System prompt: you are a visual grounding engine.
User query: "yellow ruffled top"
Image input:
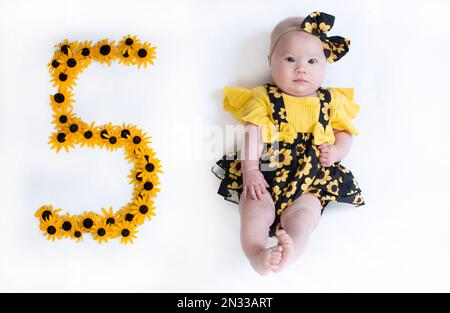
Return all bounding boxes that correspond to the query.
[223,85,360,145]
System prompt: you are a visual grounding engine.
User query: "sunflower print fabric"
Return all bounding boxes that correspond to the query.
[37,36,162,244]
[213,84,364,237]
[300,11,350,63]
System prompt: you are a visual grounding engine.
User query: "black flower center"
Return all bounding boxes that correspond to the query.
[123,51,129,58]
[145,163,155,172]
[52,60,60,68]
[138,48,147,58]
[54,93,65,103]
[67,58,77,67]
[139,205,148,214]
[57,133,66,143]
[278,154,285,163]
[59,73,68,82]
[83,218,93,229]
[62,221,72,231]
[59,115,68,123]
[100,45,111,55]
[144,182,153,191]
[84,131,93,139]
[109,136,117,144]
[135,172,142,182]
[97,228,106,237]
[47,226,56,235]
[125,38,134,46]
[74,231,82,238]
[106,217,115,225]
[133,136,141,144]
[100,130,109,139]
[61,45,70,55]
[125,213,134,222]
[69,124,79,133]
[121,129,130,138]
[42,210,52,221]
[81,48,90,56]
[121,229,130,237]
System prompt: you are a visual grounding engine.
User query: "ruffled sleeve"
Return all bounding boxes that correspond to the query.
[223,86,274,128]
[329,88,360,136]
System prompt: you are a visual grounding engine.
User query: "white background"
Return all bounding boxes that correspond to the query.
[1,0,450,292]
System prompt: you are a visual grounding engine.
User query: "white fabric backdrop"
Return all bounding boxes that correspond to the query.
[1,0,449,292]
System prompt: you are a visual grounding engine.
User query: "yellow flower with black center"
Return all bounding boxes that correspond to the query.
[117,35,140,66]
[60,213,76,239]
[50,89,74,111]
[135,152,163,182]
[70,220,84,242]
[116,221,138,244]
[58,53,85,77]
[41,215,63,241]
[134,42,156,69]
[229,160,242,177]
[119,34,141,52]
[268,86,282,98]
[296,156,313,177]
[130,196,156,225]
[275,169,289,183]
[313,168,332,185]
[124,128,152,154]
[49,131,76,153]
[76,40,94,63]
[91,219,114,244]
[80,212,99,233]
[51,69,78,90]
[79,122,100,148]
[303,22,318,33]
[279,108,287,121]
[55,40,79,57]
[301,177,314,191]
[295,143,306,156]
[327,180,339,195]
[134,177,161,199]
[283,181,298,198]
[101,207,121,228]
[92,39,117,66]
[35,205,61,228]
[269,148,293,168]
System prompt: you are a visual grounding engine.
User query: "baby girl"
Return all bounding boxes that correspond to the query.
[213,11,364,275]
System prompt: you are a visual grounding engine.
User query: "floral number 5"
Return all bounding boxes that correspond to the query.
[35,35,162,244]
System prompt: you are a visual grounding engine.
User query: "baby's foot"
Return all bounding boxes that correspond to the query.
[274,230,295,272]
[249,246,283,276]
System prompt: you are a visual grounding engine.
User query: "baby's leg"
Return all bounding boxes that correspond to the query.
[276,193,322,272]
[239,191,281,275]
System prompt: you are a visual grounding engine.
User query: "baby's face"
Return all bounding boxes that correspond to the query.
[270,31,326,97]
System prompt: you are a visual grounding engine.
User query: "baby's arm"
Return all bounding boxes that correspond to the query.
[241,123,270,201]
[318,129,353,167]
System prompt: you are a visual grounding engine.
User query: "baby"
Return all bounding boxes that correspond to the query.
[213,12,364,275]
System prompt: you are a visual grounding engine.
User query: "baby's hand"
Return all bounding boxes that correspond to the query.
[318,143,340,167]
[242,169,270,201]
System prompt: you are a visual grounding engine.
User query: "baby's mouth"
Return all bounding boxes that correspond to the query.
[293,78,308,83]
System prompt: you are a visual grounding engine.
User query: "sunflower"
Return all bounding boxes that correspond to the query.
[129,167,145,185]
[48,57,63,73]
[269,148,293,168]
[55,39,79,57]
[327,180,339,195]
[101,207,121,228]
[80,212,99,233]
[48,131,76,153]
[130,196,156,225]
[268,86,282,98]
[321,102,331,121]
[96,122,116,148]
[118,34,141,52]
[275,169,289,183]
[133,178,161,200]
[91,219,114,244]
[41,215,63,241]
[100,125,121,151]
[134,41,156,69]
[60,117,85,144]
[272,185,282,197]
[283,181,298,198]
[58,53,85,77]
[35,205,61,227]
[75,40,94,63]
[50,89,75,111]
[51,108,75,129]
[295,156,313,177]
[229,160,242,177]
[124,128,152,155]
[92,39,116,66]
[313,168,332,186]
[79,122,100,148]
[70,220,84,242]
[60,213,77,239]
[50,69,78,90]
[116,221,138,244]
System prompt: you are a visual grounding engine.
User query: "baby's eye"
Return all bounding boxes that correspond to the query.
[285,57,295,62]
[308,58,318,64]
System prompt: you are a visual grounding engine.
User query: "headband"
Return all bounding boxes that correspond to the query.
[270,11,350,63]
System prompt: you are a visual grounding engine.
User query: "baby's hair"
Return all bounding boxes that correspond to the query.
[269,16,305,61]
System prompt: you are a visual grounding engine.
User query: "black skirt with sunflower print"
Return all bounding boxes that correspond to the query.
[212,84,364,237]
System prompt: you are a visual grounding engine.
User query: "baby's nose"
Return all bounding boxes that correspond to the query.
[295,66,307,73]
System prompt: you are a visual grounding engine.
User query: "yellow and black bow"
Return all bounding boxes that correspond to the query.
[300,11,350,63]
